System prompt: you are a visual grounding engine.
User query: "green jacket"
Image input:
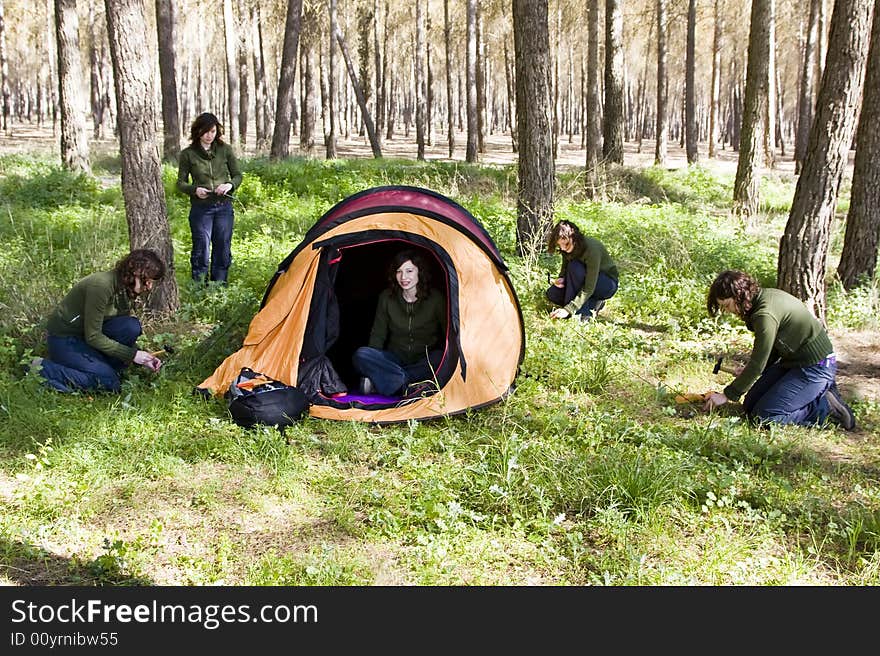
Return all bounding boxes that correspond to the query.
[45,271,137,362]
[559,236,619,315]
[369,289,447,365]
[176,141,243,205]
[724,288,834,401]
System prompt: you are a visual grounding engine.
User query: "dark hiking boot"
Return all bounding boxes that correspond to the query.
[825,384,856,431]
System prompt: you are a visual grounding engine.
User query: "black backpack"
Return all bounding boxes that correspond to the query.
[226,368,309,430]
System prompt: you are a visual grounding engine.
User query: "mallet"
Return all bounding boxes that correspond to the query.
[149,344,176,358]
[713,356,738,375]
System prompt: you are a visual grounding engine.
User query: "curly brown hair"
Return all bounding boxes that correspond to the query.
[189,112,225,146]
[707,270,760,317]
[115,249,166,296]
[546,220,586,254]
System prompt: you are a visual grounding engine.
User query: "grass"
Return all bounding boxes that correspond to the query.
[0,153,878,586]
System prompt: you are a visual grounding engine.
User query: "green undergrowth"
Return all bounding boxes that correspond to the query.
[0,153,877,586]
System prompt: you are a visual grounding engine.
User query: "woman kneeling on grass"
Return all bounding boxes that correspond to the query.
[703,270,856,430]
[30,249,166,393]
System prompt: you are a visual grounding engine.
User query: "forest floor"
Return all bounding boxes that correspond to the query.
[1,121,876,409]
[1,118,762,174]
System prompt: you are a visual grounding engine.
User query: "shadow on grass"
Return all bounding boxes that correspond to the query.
[605,318,670,333]
[0,538,154,586]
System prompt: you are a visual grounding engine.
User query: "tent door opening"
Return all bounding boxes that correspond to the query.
[322,238,455,402]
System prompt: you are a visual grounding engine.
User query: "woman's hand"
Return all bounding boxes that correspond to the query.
[195,186,210,199]
[550,308,570,320]
[553,277,564,288]
[133,350,162,372]
[214,183,233,196]
[703,391,728,412]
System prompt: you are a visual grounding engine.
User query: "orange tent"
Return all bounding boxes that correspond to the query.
[197,186,524,423]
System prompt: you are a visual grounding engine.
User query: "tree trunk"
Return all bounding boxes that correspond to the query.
[376,0,393,138]
[655,0,668,166]
[373,0,383,141]
[504,39,517,153]
[777,0,873,322]
[552,5,560,158]
[685,0,698,163]
[426,12,434,147]
[222,0,239,144]
[465,0,478,162]
[269,0,302,161]
[816,0,828,92]
[45,0,59,135]
[334,22,382,158]
[357,2,372,138]
[513,0,554,256]
[104,0,178,314]
[585,0,601,196]
[763,0,776,168]
[236,0,249,149]
[250,3,270,152]
[708,0,722,158]
[837,0,880,291]
[732,0,770,219]
[567,44,574,144]
[155,0,180,162]
[385,72,396,141]
[0,0,9,135]
[299,3,317,154]
[326,0,338,158]
[443,0,455,158]
[603,0,624,164]
[580,50,586,149]
[476,2,486,153]
[775,62,786,156]
[414,1,425,160]
[87,3,104,140]
[795,0,820,174]
[55,0,90,173]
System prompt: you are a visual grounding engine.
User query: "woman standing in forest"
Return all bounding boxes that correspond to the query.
[703,270,856,430]
[546,220,619,323]
[176,112,243,284]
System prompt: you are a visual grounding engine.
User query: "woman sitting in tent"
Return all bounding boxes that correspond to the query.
[546,219,619,323]
[352,249,447,397]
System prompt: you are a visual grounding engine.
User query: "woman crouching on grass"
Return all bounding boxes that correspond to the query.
[30,249,166,394]
[703,269,855,430]
[545,220,619,323]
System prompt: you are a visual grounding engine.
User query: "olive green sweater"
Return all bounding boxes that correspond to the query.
[45,271,137,362]
[368,289,447,365]
[724,288,834,401]
[559,237,619,315]
[176,141,243,205]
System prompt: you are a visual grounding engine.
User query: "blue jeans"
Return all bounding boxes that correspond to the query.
[546,260,619,320]
[189,200,234,282]
[742,359,836,427]
[352,346,443,396]
[39,316,142,393]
